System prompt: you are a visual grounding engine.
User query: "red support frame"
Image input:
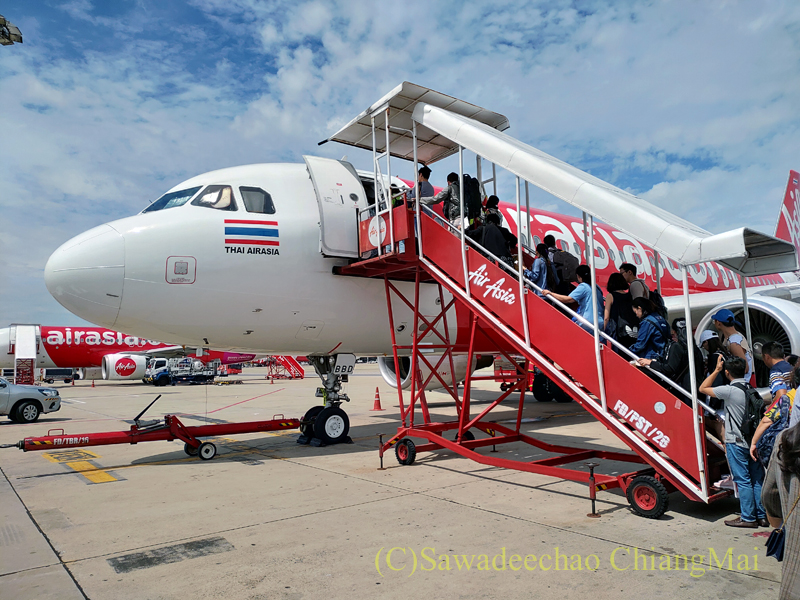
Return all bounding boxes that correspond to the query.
[378,274,659,496]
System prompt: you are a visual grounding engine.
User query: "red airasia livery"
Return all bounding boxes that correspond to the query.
[0,325,257,381]
[408,169,800,299]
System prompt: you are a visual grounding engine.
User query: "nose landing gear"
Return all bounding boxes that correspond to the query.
[298,354,355,446]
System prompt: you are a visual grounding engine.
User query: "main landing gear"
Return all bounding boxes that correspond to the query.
[298,354,355,447]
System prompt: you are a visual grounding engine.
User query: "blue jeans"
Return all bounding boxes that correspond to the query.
[726,443,766,521]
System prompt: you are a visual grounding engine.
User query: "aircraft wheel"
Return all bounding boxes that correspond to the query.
[531,373,553,402]
[395,439,416,465]
[198,442,217,461]
[626,475,669,519]
[184,443,199,456]
[313,406,350,444]
[300,405,324,437]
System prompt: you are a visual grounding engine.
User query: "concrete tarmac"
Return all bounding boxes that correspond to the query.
[0,366,783,599]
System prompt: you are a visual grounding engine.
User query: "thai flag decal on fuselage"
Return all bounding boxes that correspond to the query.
[224,219,279,246]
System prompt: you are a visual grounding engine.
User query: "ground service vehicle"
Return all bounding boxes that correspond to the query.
[0,377,61,423]
[144,357,218,386]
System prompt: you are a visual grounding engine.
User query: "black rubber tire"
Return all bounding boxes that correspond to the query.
[531,373,554,402]
[500,382,510,392]
[198,442,217,461]
[626,475,670,519]
[300,405,325,437]
[456,430,475,442]
[313,406,350,444]
[15,401,41,424]
[551,383,572,403]
[395,439,416,465]
[184,443,199,456]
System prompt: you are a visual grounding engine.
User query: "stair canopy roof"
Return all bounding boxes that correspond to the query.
[320,81,510,166]
[410,103,796,276]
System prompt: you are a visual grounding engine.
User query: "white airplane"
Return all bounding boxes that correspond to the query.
[44,83,800,444]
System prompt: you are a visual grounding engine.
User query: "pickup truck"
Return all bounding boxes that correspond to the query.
[0,377,61,423]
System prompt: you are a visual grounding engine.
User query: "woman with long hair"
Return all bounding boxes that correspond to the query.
[762,422,800,598]
[524,243,559,296]
[628,297,670,359]
[603,272,637,347]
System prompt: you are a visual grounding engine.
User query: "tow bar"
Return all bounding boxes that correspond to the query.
[0,395,300,461]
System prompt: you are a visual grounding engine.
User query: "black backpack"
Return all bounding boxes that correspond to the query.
[462,174,483,219]
[649,288,668,320]
[731,382,767,444]
[552,249,579,282]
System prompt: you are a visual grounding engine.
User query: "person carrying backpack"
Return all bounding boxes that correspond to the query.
[751,349,797,467]
[637,318,704,405]
[700,355,769,528]
[523,243,559,296]
[482,195,504,227]
[603,272,638,347]
[421,172,461,228]
[628,298,670,360]
[466,212,516,266]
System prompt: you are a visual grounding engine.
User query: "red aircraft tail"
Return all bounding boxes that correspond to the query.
[774,170,800,266]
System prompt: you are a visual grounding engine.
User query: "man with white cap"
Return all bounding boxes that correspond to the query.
[711,309,755,386]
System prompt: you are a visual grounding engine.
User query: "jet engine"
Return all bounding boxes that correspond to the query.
[101,354,147,380]
[378,354,492,390]
[695,296,800,387]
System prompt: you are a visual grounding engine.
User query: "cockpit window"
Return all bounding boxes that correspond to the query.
[142,186,202,213]
[239,187,276,214]
[191,185,237,211]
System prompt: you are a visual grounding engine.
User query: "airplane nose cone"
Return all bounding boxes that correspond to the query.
[45,224,125,327]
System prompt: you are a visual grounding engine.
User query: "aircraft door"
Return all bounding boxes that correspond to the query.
[303,156,367,258]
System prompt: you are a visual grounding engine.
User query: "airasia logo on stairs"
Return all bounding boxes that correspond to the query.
[468,264,516,305]
[115,357,137,377]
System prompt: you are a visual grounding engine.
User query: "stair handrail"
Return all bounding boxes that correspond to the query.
[417,204,717,416]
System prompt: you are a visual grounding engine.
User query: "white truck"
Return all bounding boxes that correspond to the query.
[0,377,61,423]
[144,357,218,386]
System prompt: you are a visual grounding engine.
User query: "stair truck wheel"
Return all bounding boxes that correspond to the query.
[626,475,670,519]
[198,442,217,460]
[395,439,416,465]
[300,405,325,437]
[184,443,199,456]
[455,430,475,442]
[313,406,350,444]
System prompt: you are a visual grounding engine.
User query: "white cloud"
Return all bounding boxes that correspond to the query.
[1,0,799,326]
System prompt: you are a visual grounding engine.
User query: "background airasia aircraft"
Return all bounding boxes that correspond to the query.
[0,325,256,381]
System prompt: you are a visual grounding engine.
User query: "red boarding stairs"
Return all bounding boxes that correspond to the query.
[264,356,305,380]
[336,204,730,518]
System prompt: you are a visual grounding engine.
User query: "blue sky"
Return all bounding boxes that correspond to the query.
[1,0,799,326]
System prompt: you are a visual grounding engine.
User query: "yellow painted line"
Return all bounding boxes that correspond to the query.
[41,450,117,483]
[65,461,118,483]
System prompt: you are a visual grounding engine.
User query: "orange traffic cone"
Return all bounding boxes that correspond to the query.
[371,387,385,411]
